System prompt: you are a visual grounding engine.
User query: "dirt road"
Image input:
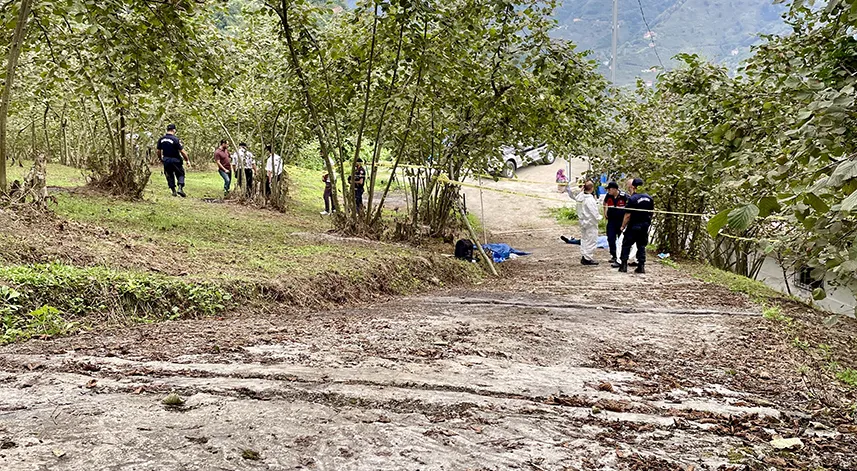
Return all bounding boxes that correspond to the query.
[1,171,854,470]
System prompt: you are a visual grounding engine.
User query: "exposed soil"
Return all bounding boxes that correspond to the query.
[1,167,856,470]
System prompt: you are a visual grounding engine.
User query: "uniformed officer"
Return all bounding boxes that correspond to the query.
[156,124,190,197]
[618,177,654,274]
[603,181,627,265]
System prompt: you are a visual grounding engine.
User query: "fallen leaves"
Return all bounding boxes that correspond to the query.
[161,393,185,407]
[769,436,803,450]
[241,449,260,460]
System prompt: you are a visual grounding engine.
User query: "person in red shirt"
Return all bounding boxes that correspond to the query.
[603,181,627,264]
[214,140,232,197]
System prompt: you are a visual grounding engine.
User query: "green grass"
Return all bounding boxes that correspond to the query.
[6,160,88,188]
[549,206,578,225]
[689,263,785,302]
[836,368,857,388]
[0,263,232,344]
[0,160,481,344]
[658,257,679,269]
[762,305,794,326]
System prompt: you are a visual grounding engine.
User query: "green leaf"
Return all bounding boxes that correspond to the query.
[727,205,759,232]
[812,288,827,301]
[842,190,857,212]
[804,192,830,214]
[757,196,780,217]
[707,209,730,238]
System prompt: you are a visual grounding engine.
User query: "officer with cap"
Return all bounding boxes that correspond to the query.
[156,124,190,197]
[603,181,627,264]
[618,177,654,274]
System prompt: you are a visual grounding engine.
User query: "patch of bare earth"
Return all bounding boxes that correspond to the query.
[1,178,856,469]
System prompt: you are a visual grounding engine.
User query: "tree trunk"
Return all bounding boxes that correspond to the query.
[274,0,338,213]
[0,0,33,193]
[366,21,405,220]
[349,3,380,223]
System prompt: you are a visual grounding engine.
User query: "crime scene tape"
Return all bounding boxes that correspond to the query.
[437,175,570,203]
[607,206,708,217]
[376,162,437,171]
[376,161,564,185]
[433,174,785,245]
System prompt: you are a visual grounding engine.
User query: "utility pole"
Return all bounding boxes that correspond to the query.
[611,0,619,83]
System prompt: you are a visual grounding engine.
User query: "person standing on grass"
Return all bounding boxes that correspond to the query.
[574,180,601,266]
[214,140,232,197]
[264,145,283,198]
[321,172,334,215]
[156,124,190,197]
[353,158,366,212]
[233,142,256,197]
[618,177,654,274]
[603,181,628,265]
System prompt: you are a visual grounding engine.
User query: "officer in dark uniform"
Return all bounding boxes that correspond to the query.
[603,181,627,265]
[156,124,190,197]
[618,177,654,274]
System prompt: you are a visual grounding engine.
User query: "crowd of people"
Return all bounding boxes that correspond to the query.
[155,124,366,213]
[569,177,654,274]
[155,124,653,268]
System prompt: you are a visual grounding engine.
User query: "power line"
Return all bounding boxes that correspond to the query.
[636,0,666,72]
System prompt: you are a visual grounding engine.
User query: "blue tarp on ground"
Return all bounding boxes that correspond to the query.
[482,243,531,263]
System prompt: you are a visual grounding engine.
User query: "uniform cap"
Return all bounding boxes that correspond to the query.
[239,142,247,147]
[607,181,619,190]
[166,124,176,131]
[632,178,644,188]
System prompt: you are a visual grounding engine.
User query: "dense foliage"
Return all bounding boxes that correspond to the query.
[0,0,606,234]
[596,0,857,317]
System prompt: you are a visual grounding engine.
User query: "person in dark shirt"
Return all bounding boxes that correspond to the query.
[603,181,627,265]
[156,124,190,197]
[618,177,654,274]
[353,158,366,212]
[321,172,334,215]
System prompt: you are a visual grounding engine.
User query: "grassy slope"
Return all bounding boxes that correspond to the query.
[1,162,478,343]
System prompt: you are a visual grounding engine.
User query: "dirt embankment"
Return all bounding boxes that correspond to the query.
[1,170,856,471]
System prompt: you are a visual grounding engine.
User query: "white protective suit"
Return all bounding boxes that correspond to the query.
[575,190,602,261]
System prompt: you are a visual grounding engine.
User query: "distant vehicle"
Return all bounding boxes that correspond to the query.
[490,144,556,178]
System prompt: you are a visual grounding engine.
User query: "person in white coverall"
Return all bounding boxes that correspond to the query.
[572,181,602,265]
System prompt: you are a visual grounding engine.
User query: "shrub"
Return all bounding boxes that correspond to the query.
[0,263,232,324]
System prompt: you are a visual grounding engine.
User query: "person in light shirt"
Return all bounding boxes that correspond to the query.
[264,145,283,198]
[233,142,256,197]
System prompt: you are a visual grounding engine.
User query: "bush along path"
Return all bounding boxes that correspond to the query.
[0,228,855,470]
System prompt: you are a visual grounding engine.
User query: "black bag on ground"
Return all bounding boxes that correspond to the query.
[455,239,475,261]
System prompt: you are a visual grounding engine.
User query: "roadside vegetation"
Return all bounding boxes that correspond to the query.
[0,162,480,345]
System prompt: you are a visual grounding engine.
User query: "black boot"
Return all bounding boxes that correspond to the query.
[177,185,187,198]
[618,260,628,272]
[581,257,599,266]
[611,260,622,268]
[171,188,177,197]
[629,261,639,267]
[635,263,646,274]
[608,256,617,264]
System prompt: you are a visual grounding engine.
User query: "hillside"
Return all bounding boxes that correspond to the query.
[552,0,789,85]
